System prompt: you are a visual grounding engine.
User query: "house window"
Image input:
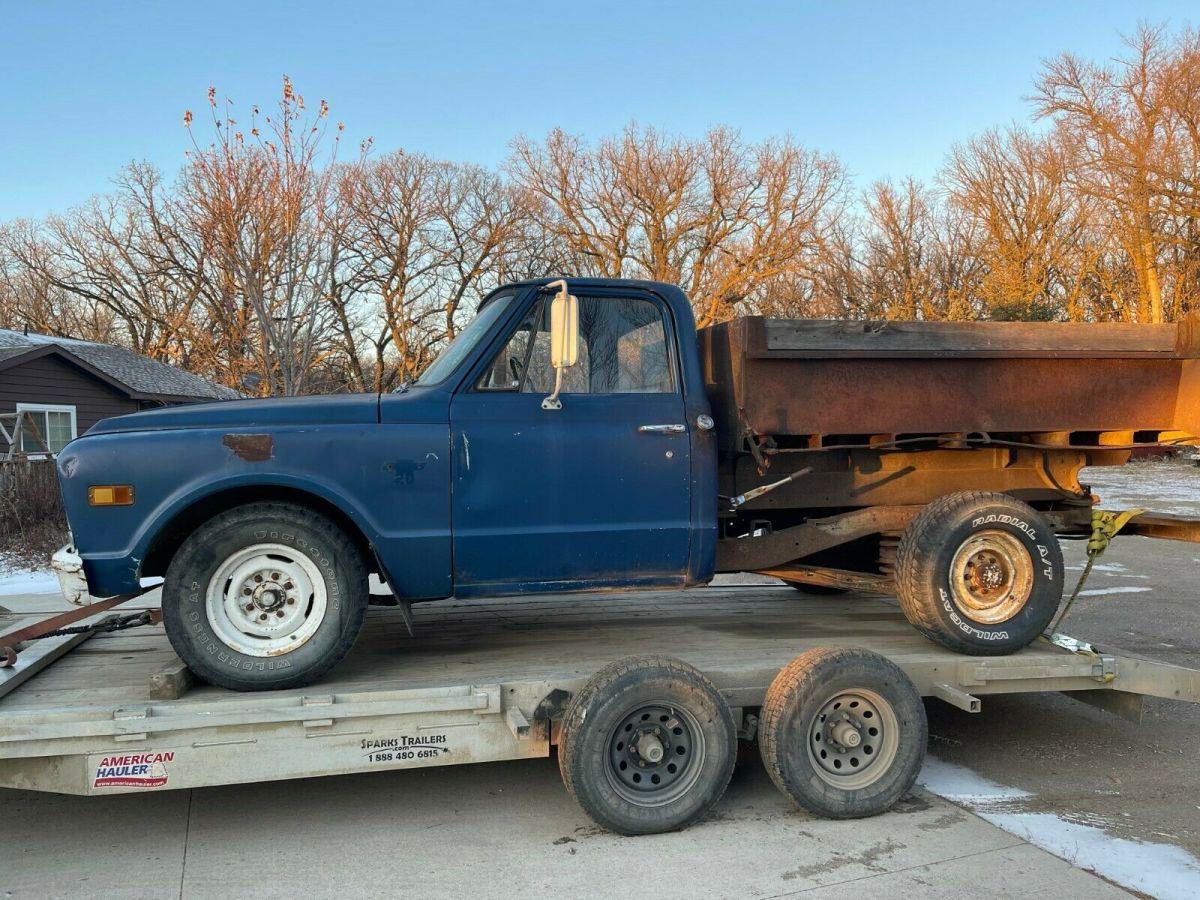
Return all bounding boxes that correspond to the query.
[16,403,77,454]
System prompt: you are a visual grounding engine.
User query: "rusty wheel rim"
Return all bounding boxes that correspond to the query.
[949,530,1033,625]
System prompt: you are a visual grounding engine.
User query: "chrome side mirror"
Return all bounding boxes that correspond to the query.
[541,279,579,410]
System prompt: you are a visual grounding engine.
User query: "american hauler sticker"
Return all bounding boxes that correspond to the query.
[362,734,449,764]
[93,751,174,788]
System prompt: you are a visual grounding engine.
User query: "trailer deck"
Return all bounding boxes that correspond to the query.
[2,585,1198,795]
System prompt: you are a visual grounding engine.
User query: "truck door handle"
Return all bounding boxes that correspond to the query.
[638,424,687,434]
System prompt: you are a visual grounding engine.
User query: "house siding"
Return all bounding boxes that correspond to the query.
[0,355,141,453]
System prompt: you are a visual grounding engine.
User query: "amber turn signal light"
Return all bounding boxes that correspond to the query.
[88,485,135,506]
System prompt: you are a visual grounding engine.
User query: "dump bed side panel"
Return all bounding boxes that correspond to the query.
[701,317,1197,443]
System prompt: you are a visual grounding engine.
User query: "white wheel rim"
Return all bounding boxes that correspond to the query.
[205,543,328,657]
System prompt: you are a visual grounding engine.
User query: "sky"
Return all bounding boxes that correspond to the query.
[1,0,1196,221]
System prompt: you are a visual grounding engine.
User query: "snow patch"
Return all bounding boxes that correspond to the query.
[0,566,59,596]
[920,757,1200,899]
[1083,463,1200,517]
[1078,586,1153,596]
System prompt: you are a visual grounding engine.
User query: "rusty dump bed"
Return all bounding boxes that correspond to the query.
[700,318,1200,449]
[2,587,1199,795]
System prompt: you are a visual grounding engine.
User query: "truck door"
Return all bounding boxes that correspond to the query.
[450,289,693,595]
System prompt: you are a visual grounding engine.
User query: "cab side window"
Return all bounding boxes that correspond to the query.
[479,295,673,394]
[478,301,540,391]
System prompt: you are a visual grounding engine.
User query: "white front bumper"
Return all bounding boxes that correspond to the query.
[51,544,91,606]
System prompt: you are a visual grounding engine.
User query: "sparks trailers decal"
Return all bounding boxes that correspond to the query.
[93,751,174,788]
[361,734,450,764]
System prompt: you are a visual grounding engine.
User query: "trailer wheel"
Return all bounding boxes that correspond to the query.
[558,656,737,835]
[896,491,1063,655]
[162,502,368,691]
[759,647,926,818]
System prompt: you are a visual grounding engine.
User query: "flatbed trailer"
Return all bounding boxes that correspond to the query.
[2,585,1197,803]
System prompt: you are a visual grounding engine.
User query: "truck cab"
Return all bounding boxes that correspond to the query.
[424,278,717,597]
[54,279,718,690]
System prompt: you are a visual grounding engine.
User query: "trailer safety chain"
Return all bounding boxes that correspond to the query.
[1045,507,1145,637]
[30,609,161,640]
[0,587,156,667]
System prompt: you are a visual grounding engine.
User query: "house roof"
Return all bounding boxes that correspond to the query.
[0,330,239,402]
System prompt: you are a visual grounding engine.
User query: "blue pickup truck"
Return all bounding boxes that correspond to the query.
[51,277,1200,693]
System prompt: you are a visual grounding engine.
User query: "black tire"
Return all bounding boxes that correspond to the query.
[896,491,1064,655]
[759,647,926,819]
[558,656,737,835]
[162,502,369,691]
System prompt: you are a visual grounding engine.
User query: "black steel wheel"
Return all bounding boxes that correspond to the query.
[606,702,704,804]
[558,656,737,835]
[759,647,926,819]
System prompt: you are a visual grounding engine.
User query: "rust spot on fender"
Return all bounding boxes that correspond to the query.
[223,433,273,462]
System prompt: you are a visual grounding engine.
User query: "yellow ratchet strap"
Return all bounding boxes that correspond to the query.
[1045,507,1144,638]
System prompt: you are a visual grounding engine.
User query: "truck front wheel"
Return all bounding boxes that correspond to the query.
[557,656,737,835]
[895,491,1064,655]
[162,502,369,691]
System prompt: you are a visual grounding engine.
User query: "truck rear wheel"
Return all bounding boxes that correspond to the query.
[162,502,369,691]
[759,647,926,818]
[896,491,1063,655]
[557,656,737,835]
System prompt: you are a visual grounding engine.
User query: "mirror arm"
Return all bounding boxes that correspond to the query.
[541,368,564,410]
[541,278,571,411]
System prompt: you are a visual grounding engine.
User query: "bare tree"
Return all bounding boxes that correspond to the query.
[180,77,347,395]
[945,128,1099,320]
[1034,26,1174,321]
[509,125,846,327]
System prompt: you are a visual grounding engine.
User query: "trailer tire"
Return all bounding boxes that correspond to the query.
[759,647,926,818]
[896,491,1063,655]
[162,502,368,692]
[558,656,737,835]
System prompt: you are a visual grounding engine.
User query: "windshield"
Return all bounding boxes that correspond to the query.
[413,293,518,386]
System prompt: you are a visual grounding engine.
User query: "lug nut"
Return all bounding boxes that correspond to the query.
[258,614,267,622]
[276,610,285,618]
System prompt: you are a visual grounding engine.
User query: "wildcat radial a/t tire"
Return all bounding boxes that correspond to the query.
[895,491,1064,655]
